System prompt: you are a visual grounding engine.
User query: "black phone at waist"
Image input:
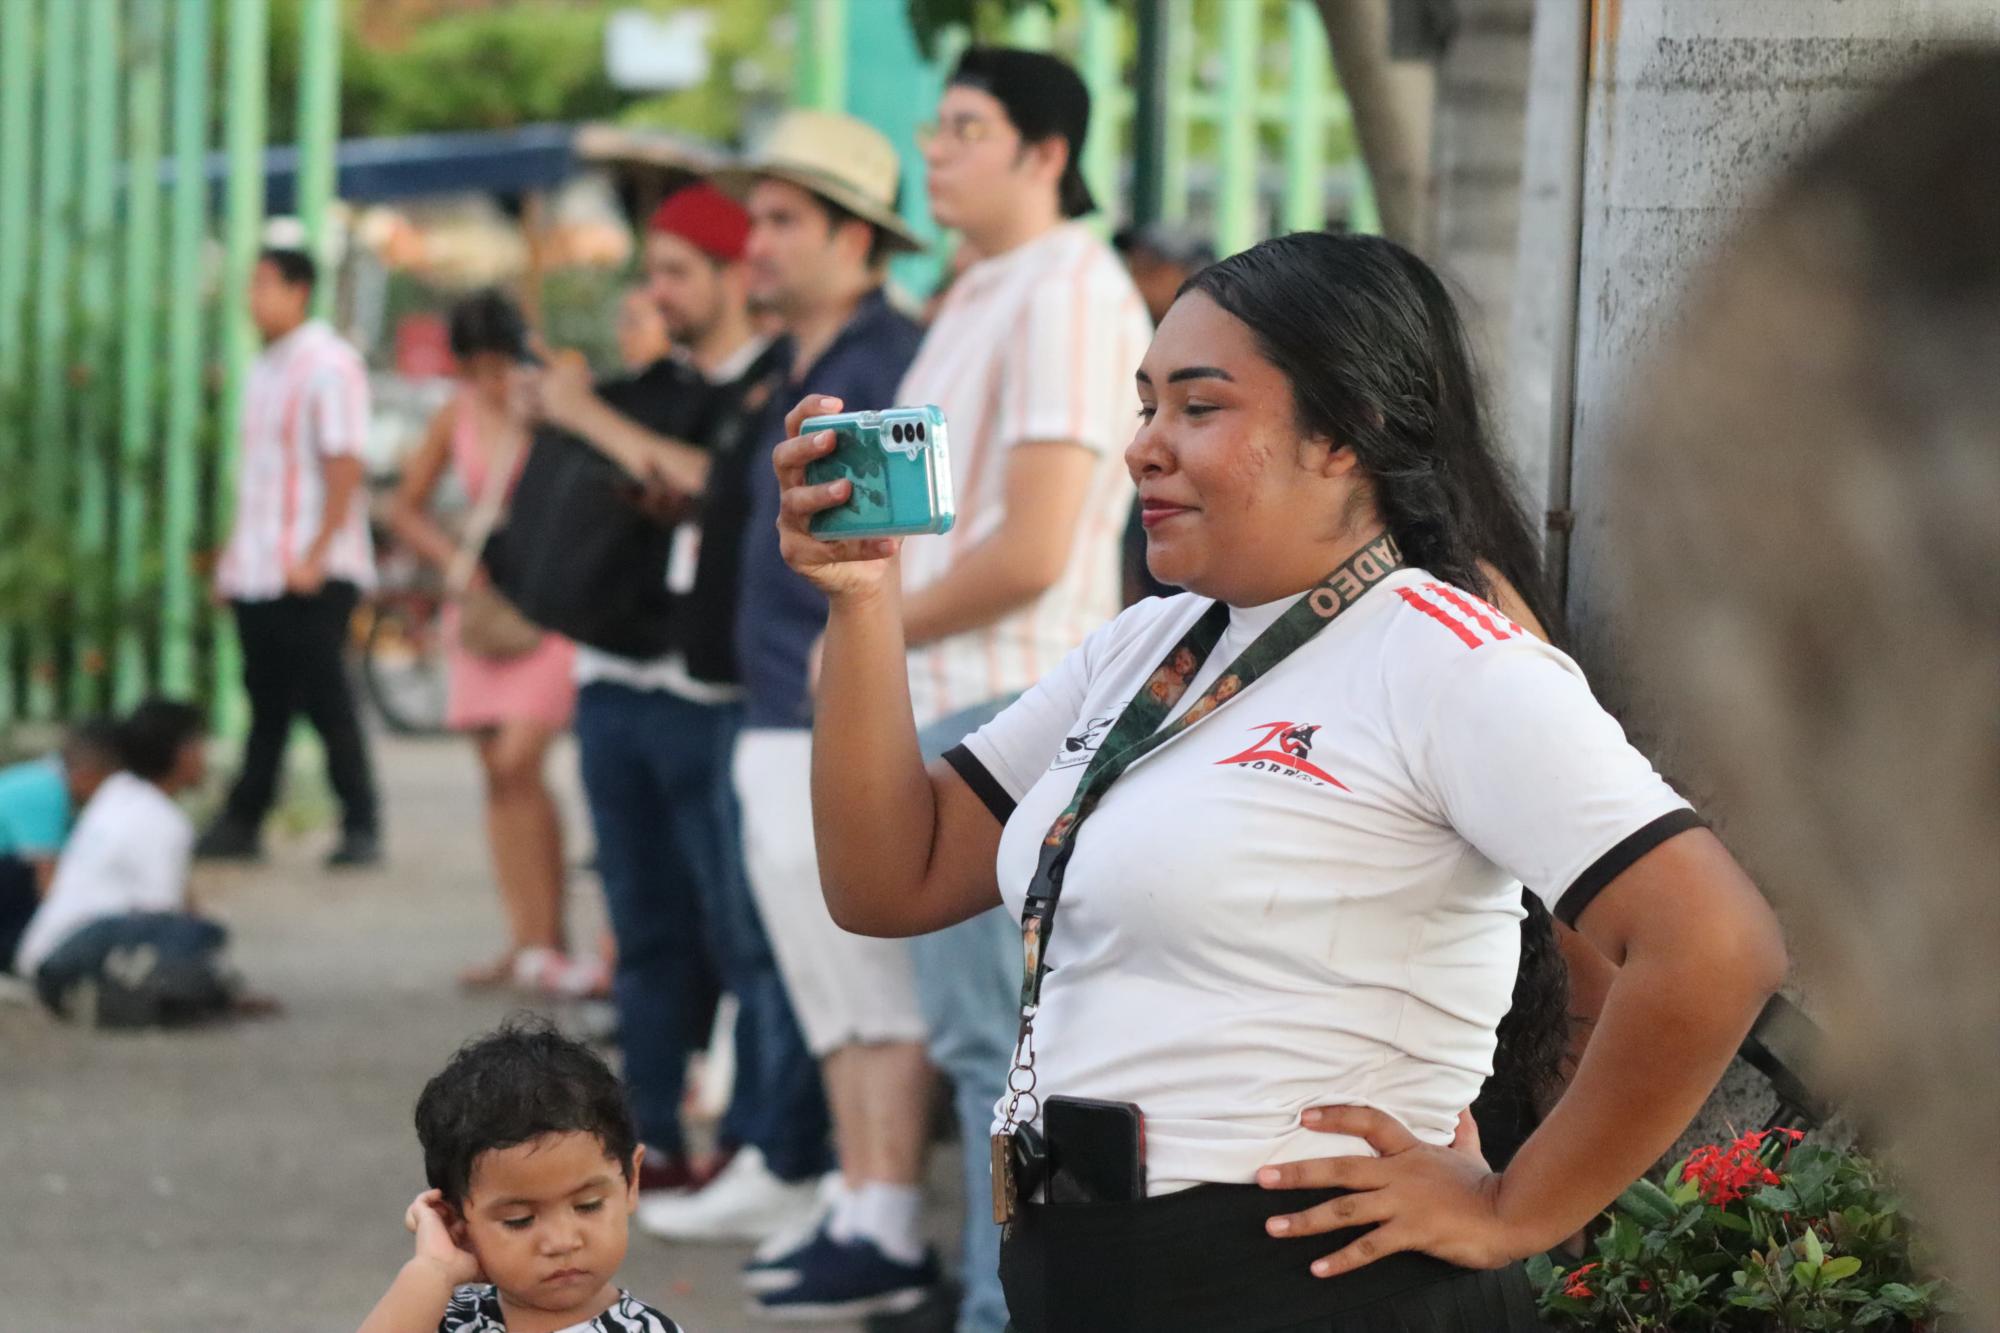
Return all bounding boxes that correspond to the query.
[1044,1096,1146,1204]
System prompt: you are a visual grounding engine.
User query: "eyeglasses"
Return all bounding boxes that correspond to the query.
[917,115,1003,149]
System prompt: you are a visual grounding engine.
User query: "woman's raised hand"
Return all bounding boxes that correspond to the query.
[773,395,901,600]
[1257,1105,1529,1278]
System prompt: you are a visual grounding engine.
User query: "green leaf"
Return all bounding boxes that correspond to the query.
[1668,1206,1706,1240]
[1873,1282,1931,1314]
[1820,1255,1862,1283]
[1793,1260,1820,1288]
[1540,1293,1595,1318]
[1524,1253,1554,1289]
[1619,1177,1683,1228]
[1802,1227,1825,1267]
[1711,1208,1754,1233]
[1752,1184,1800,1212]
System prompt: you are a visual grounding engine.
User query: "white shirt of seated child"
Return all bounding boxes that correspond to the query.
[13,771,194,976]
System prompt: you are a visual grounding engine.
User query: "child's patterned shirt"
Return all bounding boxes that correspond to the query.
[438,1285,683,1332]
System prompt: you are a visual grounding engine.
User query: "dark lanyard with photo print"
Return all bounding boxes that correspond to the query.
[991,532,1404,1223]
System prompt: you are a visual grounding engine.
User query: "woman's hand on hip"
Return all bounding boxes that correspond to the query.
[774,394,900,601]
[1258,1106,1527,1277]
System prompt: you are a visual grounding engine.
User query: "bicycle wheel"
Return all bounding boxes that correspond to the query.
[362,594,450,736]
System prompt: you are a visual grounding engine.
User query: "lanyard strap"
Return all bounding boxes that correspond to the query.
[998,533,1403,1133]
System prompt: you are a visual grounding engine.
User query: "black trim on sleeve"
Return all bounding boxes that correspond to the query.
[1555,808,1707,927]
[943,744,1017,826]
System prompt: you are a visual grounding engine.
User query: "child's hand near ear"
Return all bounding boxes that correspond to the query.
[407,1189,483,1287]
[357,1191,482,1333]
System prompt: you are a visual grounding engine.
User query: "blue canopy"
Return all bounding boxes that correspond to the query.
[154,122,724,210]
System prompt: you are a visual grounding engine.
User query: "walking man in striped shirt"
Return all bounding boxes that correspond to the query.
[199,248,382,869]
[895,48,1153,1333]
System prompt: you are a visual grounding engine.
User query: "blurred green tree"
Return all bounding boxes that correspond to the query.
[266,0,787,144]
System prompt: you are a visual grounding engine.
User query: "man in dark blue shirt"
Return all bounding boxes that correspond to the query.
[735,300,920,731]
[669,110,936,1320]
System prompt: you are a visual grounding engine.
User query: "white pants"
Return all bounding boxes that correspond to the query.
[732,728,927,1057]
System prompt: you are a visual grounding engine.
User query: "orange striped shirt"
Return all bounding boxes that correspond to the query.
[896,223,1152,725]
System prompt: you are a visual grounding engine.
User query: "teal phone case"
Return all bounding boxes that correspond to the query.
[803,406,957,539]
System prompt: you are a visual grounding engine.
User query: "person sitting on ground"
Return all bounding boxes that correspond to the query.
[0,719,121,972]
[359,1020,686,1333]
[14,699,256,1027]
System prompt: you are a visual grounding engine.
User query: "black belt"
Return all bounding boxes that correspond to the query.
[998,1183,1547,1333]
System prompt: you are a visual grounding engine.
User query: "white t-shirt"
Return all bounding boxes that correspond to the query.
[895,222,1153,726]
[951,568,1694,1193]
[14,773,195,975]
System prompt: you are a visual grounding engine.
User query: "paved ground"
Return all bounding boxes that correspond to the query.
[0,734,961,1332]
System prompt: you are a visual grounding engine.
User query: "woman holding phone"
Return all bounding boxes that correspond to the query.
[772,232,1786,1332]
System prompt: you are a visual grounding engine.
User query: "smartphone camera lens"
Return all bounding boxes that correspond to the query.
[892,423,905,443]
[915,421,927,441]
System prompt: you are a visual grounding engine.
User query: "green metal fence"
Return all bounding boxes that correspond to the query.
[793,0,1372,293]
[0,0,341,730]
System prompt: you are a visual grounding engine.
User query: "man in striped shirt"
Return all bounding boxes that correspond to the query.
[895,47,1153,1333]
[200,248,381,869]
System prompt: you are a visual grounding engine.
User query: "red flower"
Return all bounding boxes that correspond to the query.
[1683,1139,1784,1206]
[1563,1262,1599,1300]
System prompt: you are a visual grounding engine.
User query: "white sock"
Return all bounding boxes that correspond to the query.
[837,1182,925,1265]
[824,1177,862,1239]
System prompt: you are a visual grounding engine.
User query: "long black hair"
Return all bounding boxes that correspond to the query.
[1183,232,1568,1159]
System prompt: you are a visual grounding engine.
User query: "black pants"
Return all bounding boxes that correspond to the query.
[0,854,39,973]
[999,1183,1549,1333]
[224,583,378,835]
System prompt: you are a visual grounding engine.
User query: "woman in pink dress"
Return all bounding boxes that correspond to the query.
[389,290,600,996]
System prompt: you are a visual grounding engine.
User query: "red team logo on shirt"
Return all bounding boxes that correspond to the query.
[1215,721,1349,790]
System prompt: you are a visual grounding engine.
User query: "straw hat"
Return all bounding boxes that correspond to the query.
[713,110,924,253]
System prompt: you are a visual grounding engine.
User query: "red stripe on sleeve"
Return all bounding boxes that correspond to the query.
[1424,583,1515,642]
[1397,587,1485,649]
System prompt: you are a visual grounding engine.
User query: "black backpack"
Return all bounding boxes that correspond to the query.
[485,360,710,659]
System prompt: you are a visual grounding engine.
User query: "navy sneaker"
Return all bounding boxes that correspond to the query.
[742,1220,827,1294]
[741,1173,844,1293]
[750,1232,940,1322]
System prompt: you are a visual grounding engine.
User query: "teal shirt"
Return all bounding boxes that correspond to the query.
[0,756,70,859]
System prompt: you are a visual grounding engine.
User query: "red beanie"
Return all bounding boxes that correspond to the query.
[648,183,750,263]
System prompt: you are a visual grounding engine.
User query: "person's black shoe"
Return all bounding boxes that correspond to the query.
[194,819,263,863]
[326,830,383,870]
